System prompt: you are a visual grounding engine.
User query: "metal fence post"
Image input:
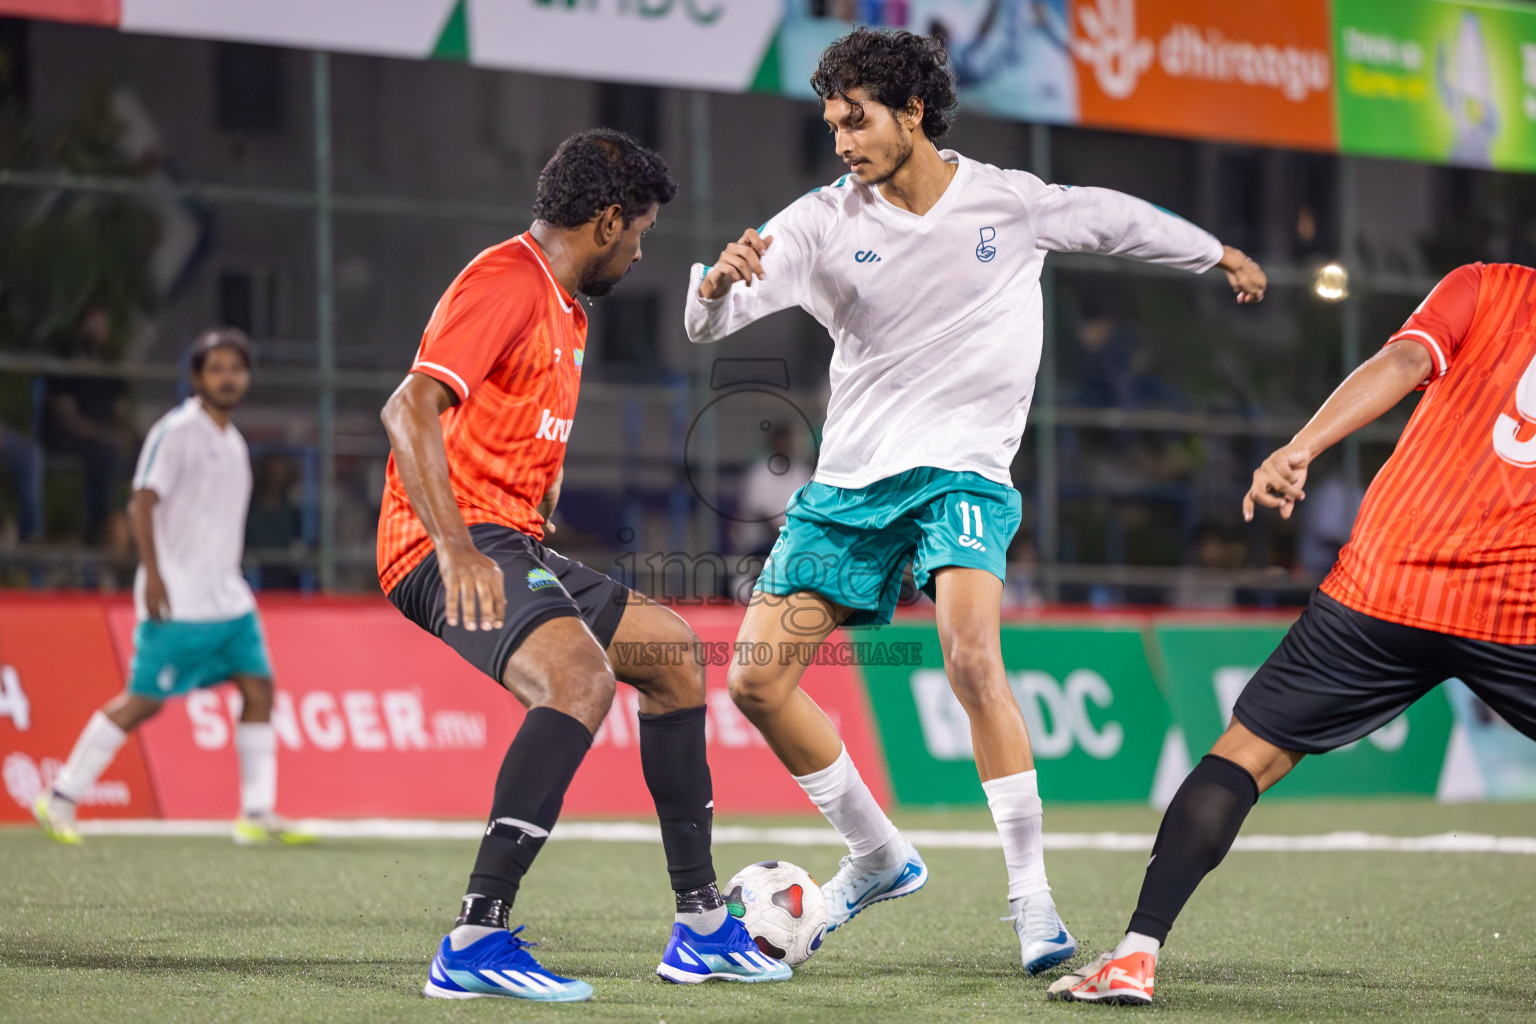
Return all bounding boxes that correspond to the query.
[313,51,337,590]
[1031,122,1059,600]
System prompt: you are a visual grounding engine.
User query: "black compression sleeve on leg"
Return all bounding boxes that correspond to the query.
[466,707,593,904]
[638,705,717,892]
[1127,754,1260,944]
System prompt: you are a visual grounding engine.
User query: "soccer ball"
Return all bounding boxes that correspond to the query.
[725,860,829,967]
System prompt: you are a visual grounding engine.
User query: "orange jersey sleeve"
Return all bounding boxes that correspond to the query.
[410,256,539,402]
[1387,262,1482,383]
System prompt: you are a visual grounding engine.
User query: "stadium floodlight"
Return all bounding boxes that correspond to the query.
[1314,262,1349,301]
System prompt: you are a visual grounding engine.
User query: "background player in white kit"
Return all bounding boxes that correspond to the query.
[686,29,1267,975]
[33,329,310,847]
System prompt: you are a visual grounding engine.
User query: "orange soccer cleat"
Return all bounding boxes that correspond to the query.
[1046,949,1155,1006]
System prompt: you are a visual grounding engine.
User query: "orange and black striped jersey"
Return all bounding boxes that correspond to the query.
[1323,262,1536,644]
[377,233,586,595]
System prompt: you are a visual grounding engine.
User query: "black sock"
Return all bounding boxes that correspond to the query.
[1127,754,1259,944]
[465,706,593,907]
[638,705,717,893]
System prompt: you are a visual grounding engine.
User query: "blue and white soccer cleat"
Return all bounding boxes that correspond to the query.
[821,839,928,933]
[1011,892,1078,974]
[655,916,793,984]
[423,926,593,1001]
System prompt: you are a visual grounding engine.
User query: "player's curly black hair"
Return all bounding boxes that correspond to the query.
[810,28,958,140]
[532,128,678,229]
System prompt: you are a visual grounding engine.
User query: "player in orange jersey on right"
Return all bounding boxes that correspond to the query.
[1053,262,1536,1005]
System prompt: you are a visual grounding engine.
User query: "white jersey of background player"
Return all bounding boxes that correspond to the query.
[685,28,1266,976]
[33,330,312,848]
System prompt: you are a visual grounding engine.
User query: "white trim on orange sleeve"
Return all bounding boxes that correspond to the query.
[1391,329,1448,379]
[413,361,469,400]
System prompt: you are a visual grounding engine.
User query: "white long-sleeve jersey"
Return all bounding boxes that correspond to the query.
[684,150,1224,490]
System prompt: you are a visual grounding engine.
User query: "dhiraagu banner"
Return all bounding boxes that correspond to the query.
[1154,623,1456,798]
[860,623,1170,806]
[1333,0,1536,171]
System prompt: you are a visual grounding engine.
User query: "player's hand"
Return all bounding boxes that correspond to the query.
[439,541,505,632]
[700,229,773,299]
[1244,444,1311,522]
[1219,246,1266,304]
[143,569,171,622]
[536,468,563,537]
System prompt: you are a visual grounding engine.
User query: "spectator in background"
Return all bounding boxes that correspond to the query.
[1171,522,1247,609]
[1070,300,1184,411]
[730,422,814,565]
[245,451,303,589]
[1297,474,1365,577]
[41,305,131,545]
[0,424,42,544]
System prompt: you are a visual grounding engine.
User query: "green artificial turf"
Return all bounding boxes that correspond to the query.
[2,802,1534,1023]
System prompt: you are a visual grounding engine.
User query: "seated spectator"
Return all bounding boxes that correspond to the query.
[41,306,131,545]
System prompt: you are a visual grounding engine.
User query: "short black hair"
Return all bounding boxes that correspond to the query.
[532,128,678,229]
[811,28,958,141]
[189,327,252,374]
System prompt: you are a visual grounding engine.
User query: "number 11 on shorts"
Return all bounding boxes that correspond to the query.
[957,500,984,538]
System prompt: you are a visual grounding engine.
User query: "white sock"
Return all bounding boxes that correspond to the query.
[54,711,128,804]
[982,769,1050,900]
[793,746,900,863]
[448,924,502,950]
[1114,930,1162,961]
[236,722,277,817]
[677,905,729,934]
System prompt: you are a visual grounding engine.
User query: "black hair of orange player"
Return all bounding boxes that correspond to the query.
[529,128,679,299]
[188,327,252,416]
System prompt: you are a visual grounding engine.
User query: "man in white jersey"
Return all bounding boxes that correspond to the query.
[33,329,311,847]
[685,29,1266,975]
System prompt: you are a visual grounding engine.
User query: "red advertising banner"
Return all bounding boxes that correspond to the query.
[0,596,159,823]
[104,599,888,820]
[0,0,119,25]
[1070,0,1337,151]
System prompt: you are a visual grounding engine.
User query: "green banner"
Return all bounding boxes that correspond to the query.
[1154,624,1455,798]
[1333,0,1536,171]
[861,624,1170,806]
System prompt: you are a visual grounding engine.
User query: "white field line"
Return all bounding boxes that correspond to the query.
[63,819,1536,854]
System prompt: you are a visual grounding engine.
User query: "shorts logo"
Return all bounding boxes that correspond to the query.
[157,665,178,692]
[526,568,560,591]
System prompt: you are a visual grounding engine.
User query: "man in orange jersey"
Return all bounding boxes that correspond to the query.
[1054,262,1536,1006]
[378,129,790,1003]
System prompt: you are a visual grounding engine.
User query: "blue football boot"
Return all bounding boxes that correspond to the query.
[423,925,592,1001]
[656,916,793,984]
[1011,892,1078,974]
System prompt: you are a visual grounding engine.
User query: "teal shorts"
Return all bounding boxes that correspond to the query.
[127,612,274,698]
[755,467,1022,627]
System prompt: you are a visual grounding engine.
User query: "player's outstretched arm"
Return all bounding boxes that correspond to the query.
[380,373,505,631]
[1028,180,1265,303]
[1244,339,1433,522]
[685,198,825,344]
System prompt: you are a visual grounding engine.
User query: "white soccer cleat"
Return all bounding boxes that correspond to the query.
[821,839,928,933]
[1011,891,1077,974]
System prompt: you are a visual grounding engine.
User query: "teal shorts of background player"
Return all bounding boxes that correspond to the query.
[755,467,1023,627]
[127,611,275,698]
